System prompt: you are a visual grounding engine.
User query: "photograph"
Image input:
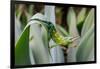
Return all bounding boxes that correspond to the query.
[11,1,96,68]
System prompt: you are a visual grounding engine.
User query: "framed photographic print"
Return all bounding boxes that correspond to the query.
[11,0,96,68]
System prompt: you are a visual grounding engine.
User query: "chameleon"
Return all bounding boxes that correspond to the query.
[29,19,78,48]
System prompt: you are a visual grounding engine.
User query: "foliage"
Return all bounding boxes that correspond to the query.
[15,4,95,65]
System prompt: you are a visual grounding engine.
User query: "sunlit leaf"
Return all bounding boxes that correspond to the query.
[15,26,31,65]
[15,13,51,65]
[29,13,50,64]
[77,8,87,35]
[45,6,64,63]
[76,24,94,61]
[67,7,80,62]
[76,9,94,61]
[56,25,68,36]
[81,9,94,36]
[77,8,86,24]
[50,44,58,49]
[15,16,21,43]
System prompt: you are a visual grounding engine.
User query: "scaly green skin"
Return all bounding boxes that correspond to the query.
[51,31,72,46]
[48,23,73,46]
[29,19,73,47]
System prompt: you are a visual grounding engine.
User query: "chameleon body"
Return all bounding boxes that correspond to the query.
[48,22,73,46]
[29,19,74,46]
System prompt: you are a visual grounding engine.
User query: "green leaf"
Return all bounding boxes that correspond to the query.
[15,13,51,65]
[76,8,95,61]
[56,25,68,36]
[28,5,34,16]
[67,7,80,62]
[15,26,31,65]
[76,24,94,61]
[67,7,79,37]
[77,8,86,24]
[77,8,87,35]
[45,6,64,63]
[15,16,21,42]
[49,44,58,49]
[20,13,28,30]
[81,9,94,36]
[29,13,50,64]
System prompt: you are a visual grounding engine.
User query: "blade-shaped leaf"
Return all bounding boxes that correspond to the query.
[15,26,31,65]
[15,16,21,43]
[76,8,95,61]
[77,8,86,24]
[45,5,64,63]
[29,24,50,64]
[67,7,79,37]
[67,7,80,62]
[77,8,87,35]
[29,13,50,64]
[56,25,68,36]
[15,13,51,65]
[76,24,94,61]
[81,9,94,36]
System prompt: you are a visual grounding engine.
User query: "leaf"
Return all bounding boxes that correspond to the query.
[29,13,50,64]
[20,12,28,30]
[15,16,21,43]
[76,24,94,61]
[50,44,58,49]
[81,9,94,36]
[15,13,51,65]
[15,26,31,65]
[41,23,52,57]
[77,8,87,35]
[45,6,64,63]
[28,5,34,16]
[67,7,80,62]
[56,25,68,36]
[67,7,79,37]
[49,40,64,63]
[77,8,86,24]
[76,8,95,61]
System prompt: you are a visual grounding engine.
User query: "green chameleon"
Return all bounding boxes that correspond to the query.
[29,19,78,48]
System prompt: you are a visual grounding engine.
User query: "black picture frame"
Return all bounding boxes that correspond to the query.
[10,0,97,68]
